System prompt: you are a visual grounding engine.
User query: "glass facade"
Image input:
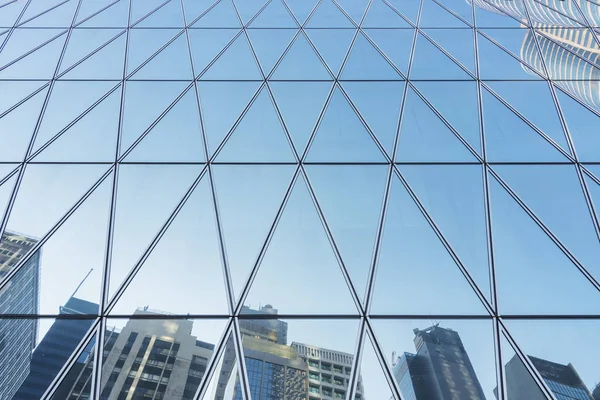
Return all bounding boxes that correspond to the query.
[1,0,600,399]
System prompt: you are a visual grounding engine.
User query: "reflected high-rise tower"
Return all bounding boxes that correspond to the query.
[0,232,40,400]
[393,325,486,400]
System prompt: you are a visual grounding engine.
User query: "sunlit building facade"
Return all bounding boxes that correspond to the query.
[1,0,600,399]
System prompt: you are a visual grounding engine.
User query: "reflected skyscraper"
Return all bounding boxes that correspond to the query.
[0,232,40,400]
[393,325,486,400]
[13,297,98,399]
[498,354,594,399]
[593,382,600,399]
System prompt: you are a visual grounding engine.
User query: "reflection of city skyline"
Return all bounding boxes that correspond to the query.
[470,0,600,112]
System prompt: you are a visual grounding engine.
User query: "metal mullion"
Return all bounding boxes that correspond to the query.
[0,165,113,294]
[583,165,600,186]
[0,28,69,72]
[180,0,236,316]
[364,317,405,400]
[0,0,32,53]
[103,166,209,315]
[533,26,600,71]
[55,28,127,79]
[498,320,556,400]
[73,0,120,28]
[184,0,222,28]
[552,80,600,120]
[129,0,171,28]
[0,81,51,119]
[391,165,496,316]
[193,29,247,80]
[531,0,586,27]
[480,81,575,162]
[0,165,19,187]
[356,27,408,79]
[382,0,417,28]
[301,26,342,79]
[233,165,301,315]
[41,318,102,399]
[474,0,532,28]
[16,0,71,27]
[330,0,362,29]
[487,165,600,292]
[124,28,187,80]
[346,317,367,400]
[430,0,474,28]
[300,166,364,314]
[26,82,122,162]
[493,317,506,400]
[192,318,235,400]
[233,317,252,400]
[417,28,477,79]
[238,0,273,28]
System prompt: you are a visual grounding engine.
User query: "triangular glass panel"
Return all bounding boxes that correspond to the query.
[396,87,476,162]
[200,34,262,80]
[59,32,126,79]
[33,86,121,162]
[386,0,419,23]
[414,81,481,154]
[59,28,124,74]
[423,28,475,75]
[18,0,67,22]
[284,0,319,25]
[182,0,218,23]
[306,86,386,162]
[473,1,525,29]
[503,319,599,400]
[481,28,533,62]
[126,28,180,76]
[341,32,402,80]
[216,87,295,162]
[363,0,411,27]
[130,33,193,79]
[371,174,487,315]
[305,165,387,303]
[0,85,49,162]
[108,164,203,300]
[481,86,566,162]
[556,88,600,162]
[498,333,551,400]
[135,0,185,27]
[0,28,64,65]
[270,32,331,80]
[192,0,241,28]
[400,164,491,302]
[305,28,355,77]
[486,81,571,153]
[247,28,296,76]
[212,164,295,302]
[363,28,414,75]
[33,80,117,154]
[125,88,205,162]
[235,0,269,24]
[342,81,405,156]
[307,0,355,27]
[197,81,262,155]
[78,0,129,28]
[477,31,545,80]
[250,0,297,27]
[357,331,396,400]
[435,0,473,24]
[420,0,470,27]
[370,319,497,399]
[336,0,370,23]
[130,0,167,25]
[0,80,47,115]
[5,174,112,315]
[120,80,189,156]
[20,0,78,28]
[244,175,359,315]
[585,166,600,222]
[410,33,472,80]
[6,163,109,239]
[187,28,239,75]
[48,326,98,400]
[75,0,119,24]
[269,81,332,154]
[494,164,600,282]
[488,172,600,315]
[0,0,27,27]
[0,32,67,79]
[0,172,18,226]
[200,332,241,400]
[111,177,228,315]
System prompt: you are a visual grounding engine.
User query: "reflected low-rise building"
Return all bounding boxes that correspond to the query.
[498,354,594,400]
[393,325,486,400]
[0,232,40,400]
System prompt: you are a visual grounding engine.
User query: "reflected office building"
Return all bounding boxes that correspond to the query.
[393,325,486,400]
[0,232,40,400]
[497,354,595,399]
